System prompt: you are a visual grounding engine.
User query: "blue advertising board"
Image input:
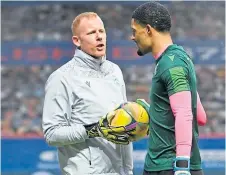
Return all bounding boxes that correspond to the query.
[2,138,60,175]
[132,138,225,175]
[1,138,225,175]
[1,39,225,66]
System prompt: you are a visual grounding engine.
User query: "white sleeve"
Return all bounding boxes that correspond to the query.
[118,67,134,174]
[117,66,127,102]
[122,80,128,102]
[121,78,134,174]
[121,143,134,175]
[42,71,88,147]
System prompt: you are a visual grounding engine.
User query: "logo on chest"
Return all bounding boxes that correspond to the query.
[85,81,91,87]
[113,77,121,86]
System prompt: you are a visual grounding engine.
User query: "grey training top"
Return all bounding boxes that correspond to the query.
[42,49,133,175]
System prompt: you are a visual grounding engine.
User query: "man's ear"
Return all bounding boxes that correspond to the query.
[146,24,152,36]
[72,36,81,47]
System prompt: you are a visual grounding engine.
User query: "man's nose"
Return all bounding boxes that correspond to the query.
[96,32,102,41]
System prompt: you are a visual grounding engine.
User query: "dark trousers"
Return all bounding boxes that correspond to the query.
[143,169,204,175]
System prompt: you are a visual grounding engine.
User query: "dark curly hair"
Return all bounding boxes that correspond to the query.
[132,1,171,32]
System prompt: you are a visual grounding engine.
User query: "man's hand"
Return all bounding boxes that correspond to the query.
[84,111,130,145]
[174,157,191,175]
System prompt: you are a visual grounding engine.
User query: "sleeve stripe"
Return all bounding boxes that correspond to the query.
[169,66,190,93]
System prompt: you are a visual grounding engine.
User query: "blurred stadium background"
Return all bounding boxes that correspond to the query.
[1,1,225,175]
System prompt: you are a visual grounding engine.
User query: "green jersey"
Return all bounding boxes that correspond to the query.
[144,44,202,171]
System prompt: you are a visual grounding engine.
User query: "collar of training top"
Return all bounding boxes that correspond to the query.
[73,49,106,71]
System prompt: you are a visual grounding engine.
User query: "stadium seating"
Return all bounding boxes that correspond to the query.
[1,1,225,137]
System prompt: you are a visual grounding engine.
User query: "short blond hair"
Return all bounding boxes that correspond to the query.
[71,12,99,36]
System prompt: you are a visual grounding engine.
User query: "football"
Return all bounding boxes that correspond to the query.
[109,102,149,142]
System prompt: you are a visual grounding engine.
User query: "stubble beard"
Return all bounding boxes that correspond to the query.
[137,49,144,56]
[137,46,152,56]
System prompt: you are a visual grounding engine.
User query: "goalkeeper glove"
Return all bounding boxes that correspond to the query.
[84,111,130,145]
[174,157,191,175]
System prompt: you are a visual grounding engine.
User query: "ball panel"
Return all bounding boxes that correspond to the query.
[122,102,149,124]
[138,109,149,124]
[108,101,150,142]
[109,109,132,127]
[122,103,142,121]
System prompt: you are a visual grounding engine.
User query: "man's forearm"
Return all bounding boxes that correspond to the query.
[44,124,88,146]
[170,91,193,157]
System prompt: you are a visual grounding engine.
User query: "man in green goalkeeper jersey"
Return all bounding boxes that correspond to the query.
[130,2,207,175]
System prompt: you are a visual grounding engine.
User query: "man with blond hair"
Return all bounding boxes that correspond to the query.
[42,12,133,175]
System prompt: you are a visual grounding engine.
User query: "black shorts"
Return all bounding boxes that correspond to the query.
[143,169,204,175]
